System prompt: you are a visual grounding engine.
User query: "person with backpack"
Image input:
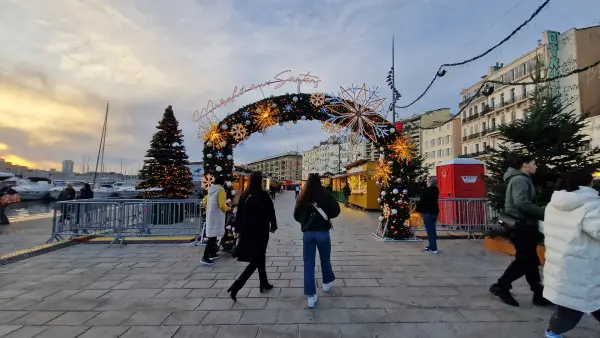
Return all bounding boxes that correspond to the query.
[201,176,230,266]
[227,171,277,301]
[542,169,600,338]
[490,155,551,307]
[294,173,340,308]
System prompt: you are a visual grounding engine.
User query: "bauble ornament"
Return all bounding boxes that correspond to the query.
[393,189,399,194]
[392,209,398,215]
[380,191,386,196]
[216,166,222,172]
[293,96,298,102]
[221,124,228,130]
[207,154,213,159]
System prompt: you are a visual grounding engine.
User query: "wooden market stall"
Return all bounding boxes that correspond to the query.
[331,172,348,202]
[232,166,252,204]
[345,160,381,211]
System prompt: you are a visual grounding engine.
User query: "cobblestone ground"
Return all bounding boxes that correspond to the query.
[0,191,598,337]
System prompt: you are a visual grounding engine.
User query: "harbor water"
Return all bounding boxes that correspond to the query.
[4,200,54,221]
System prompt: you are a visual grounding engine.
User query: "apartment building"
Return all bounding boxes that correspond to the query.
[301,136,379,180]
[460,26,600,158]
[401,109,453,156]
[245,152,302,181]
[421,114,461,176]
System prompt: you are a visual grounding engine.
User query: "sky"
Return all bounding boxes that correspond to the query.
[1,0,599,173]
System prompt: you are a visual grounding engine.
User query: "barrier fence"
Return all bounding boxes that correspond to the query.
[48,199,203,246]
[408,198,501,239]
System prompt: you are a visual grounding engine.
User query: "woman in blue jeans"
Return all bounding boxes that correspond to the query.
[294,173,340,308]
[415,176,440,254]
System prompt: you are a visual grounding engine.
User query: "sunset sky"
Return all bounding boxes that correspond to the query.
[1,0,599,172]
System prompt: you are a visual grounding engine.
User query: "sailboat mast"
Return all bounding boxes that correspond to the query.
[93,102,109,186]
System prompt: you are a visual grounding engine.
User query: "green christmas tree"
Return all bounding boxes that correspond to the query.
[485,77,600,212]
[137,105,194,199]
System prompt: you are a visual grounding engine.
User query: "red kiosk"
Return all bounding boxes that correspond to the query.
[435,158,486,227]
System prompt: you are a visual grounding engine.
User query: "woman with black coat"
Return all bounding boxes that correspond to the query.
[227,171,277,302]
[294,173,340,308]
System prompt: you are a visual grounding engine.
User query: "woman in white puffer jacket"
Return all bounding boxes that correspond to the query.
[543,169,600,338]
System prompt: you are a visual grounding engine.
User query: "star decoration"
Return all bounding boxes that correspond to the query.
[242,110,250,118]
[200,123,224,148]
[253,103,280,130]
[389,135,416,161]
[320,107,328,114]
[216,152,224,159]
[284,104,293,112]
[310,93,326,106]
[372,162,392,187]
[230,123,247,142]
[325,84,389,143]
[201,174,215,190]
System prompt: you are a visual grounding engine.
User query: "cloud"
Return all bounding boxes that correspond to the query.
[1,0,599,172]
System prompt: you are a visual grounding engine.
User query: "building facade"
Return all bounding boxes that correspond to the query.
[245,152,302,181]
[301,136,379,180]
[401,108,453,156]
[62,160,74,174]
[460,26,600,159]
[421,114,461,176]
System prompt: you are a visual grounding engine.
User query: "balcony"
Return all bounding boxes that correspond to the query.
[459,92,483,107]
[459,148,492,158]
[487,126,499,135]
[480,105,491,116]
[467,132,481,140]
[467,113,480,122]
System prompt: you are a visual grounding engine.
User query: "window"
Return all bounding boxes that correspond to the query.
[475,144,480,153]
[491,98,495,108]
[508,69,515,83]
[462,112,466,120]
[464,146,467,155]
[483,142,487,150]
[491,118,496,129]
[445,148,451,156]
[501,114,506,124]
[474,105,478,115]
[500,93,505,106]
[469,107,473,116]
[463,129,467,137]
[445,135,450,144]
[510,88,516,103]
[482,122,486,131]
[481,103,486,112]
[437,150,442,157]
[522,85,527,98]
[469,126,473,134]
[511,110,516,122]
[475,125,479,133]
[437,137,442,145]
[431,151,436,159]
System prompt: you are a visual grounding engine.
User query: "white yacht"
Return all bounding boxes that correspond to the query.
[113,181,142,198]
[12,179,51,201]
[94,183,118,199]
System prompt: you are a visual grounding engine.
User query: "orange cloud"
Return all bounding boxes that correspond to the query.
[1,154,60,170]
[0,142,8,151]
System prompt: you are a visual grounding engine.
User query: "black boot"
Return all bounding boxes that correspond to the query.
[259,283,273,293]
[489,284,519,307]
[532,291,553,306]
[227,281,242,302]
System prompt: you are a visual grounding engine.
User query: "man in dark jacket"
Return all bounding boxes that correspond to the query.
[58,184,76,222]
[490,155,551,307]
[415,176,440,253]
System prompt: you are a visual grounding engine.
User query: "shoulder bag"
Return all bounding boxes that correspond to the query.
[498,176,532,230]
[231,194,252,258]
[312,202,333,229]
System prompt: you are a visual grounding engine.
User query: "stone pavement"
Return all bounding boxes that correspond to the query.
[0,191,598,338]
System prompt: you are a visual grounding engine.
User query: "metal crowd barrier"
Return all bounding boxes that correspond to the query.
[47,199,203,246]
[409,198,501,239]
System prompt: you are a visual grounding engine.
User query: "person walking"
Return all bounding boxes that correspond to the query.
[58,183,76,222]
[201,176,230,266]
[294,173,340,308]
[415,176,440,254]
[227,171,277,301]
[542,169,600,338]
[490,155,551,307]
[295,185,300,199]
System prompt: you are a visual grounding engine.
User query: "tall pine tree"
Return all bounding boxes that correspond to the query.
[137,105,193,199]
[486,78,600,212]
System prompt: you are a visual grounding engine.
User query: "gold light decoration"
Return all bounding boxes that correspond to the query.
[321,122,344,134]
[254,103,280,131]
[389,135,416,161]
[201,123,224,148]
[372,162,392,187]
[383,204,391,218]
[325,84,388,143]
[408,204,423,229]
[230,123,247,142]
[201,174,215,190]
[310,93,326,106]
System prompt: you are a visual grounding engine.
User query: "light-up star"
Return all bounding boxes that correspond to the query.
[325,84,389,143]
[242,110,250,118]
[285,104,293,112]
[216,152,224,159]
[320,107,328,114]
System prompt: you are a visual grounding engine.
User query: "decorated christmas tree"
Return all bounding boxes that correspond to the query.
[137,105,193,199]
[485,77,600,212]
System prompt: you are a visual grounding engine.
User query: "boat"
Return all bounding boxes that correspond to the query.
[94,183,118,199]
[113,181,142,198]
[12,179,51,201]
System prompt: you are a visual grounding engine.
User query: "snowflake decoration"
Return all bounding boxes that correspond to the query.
[320,107,328,114]
[383,204,391,218]
[325,84,389,143]
[230,123,247,141]
[242,110,251,118]
[253,103,280,131]
[389,135,416,161]
[201,174,215,190]
[284,104,293,113]
[321,122,344,134]
[310,93,326,106]
[216,152,224,159]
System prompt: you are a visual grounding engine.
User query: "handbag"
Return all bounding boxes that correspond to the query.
[231,194,252,257]
[312,202,333,229]
[498,213,519,230]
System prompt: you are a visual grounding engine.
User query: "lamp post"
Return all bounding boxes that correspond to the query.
[386,35,401,125]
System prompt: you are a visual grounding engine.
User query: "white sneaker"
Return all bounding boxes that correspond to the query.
[323,281,333,292]
[307,295,318,308]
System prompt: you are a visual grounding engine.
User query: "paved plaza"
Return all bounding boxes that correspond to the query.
[0,191,598,337]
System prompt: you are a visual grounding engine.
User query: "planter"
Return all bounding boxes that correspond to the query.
[484,237,546,265]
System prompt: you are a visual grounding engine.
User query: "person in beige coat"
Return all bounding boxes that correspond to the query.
[543,169,600,338]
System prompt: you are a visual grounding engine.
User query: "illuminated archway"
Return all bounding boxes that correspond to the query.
[199,86,417,240]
